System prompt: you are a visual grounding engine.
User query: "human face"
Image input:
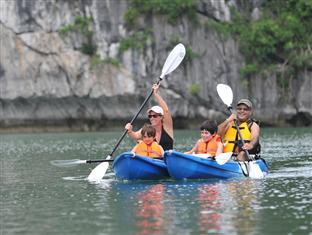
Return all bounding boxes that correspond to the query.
[236,104,251,121]
[142,133,154,145]
[148,111,162,126]
[200,130,212,142]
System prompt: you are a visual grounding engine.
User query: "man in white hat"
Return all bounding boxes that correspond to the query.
[125,83,174,150]
[218,98,261,161]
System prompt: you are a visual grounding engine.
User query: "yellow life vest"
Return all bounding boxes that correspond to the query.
[223,121,251,153]
[133,141,163,158]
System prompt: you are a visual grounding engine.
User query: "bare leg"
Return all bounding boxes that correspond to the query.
[237,151,249,161]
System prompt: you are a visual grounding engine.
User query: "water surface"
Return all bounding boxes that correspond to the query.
[1,128,312,234]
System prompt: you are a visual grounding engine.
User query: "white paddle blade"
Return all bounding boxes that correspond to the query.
[160,43,186,78]
[215,152,233,165]
[248,161,265,179]
[216,84,233,107]
[87,156,111,182]
[87,162,109,181]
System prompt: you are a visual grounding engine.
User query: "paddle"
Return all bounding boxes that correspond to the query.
[216,84,264,178]
[192,152,233,165]
[86,43,186,181]
[215,152,233,165]
[51,159,114,167]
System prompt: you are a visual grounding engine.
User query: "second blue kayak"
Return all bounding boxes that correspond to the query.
[165,150,269,180]
[112,152,169,180]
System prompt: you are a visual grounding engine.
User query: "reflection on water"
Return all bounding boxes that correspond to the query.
[174,180,265,235]
[111,179,266,235]
[136,184,164,235]
[1,128,312,234]
[197,184,221,234]
[225,180,262,235]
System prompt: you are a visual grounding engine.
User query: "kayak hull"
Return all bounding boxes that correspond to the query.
[113,152,169,180]
[165,150,268,180]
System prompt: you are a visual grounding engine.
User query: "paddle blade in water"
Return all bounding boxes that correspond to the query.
[248,161,265,179]
[51,159,87,167]
[215,152,233,165]
[160,43,186,79]
[87,156,111,182]
[216,84,233,107]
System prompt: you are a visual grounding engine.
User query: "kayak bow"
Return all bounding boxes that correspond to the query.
[113,152,169,180]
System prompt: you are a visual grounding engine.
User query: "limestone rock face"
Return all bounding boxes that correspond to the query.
[0,0,311,131]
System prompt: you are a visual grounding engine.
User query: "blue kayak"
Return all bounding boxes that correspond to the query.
[112,152,169,180]
[165,150,269,180]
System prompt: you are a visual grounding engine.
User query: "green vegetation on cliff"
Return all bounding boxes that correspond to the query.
[59,0,311,82]
[242,0,310,78]
[59,16,96,56]
[126,0,311,86]
[211,0,312,85]
[59,16,119,68]
[123,0,200,63]
[118,30,153,54]
[125,0,198,25]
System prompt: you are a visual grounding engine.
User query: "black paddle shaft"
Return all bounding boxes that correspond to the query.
[227,106,251,160]
[86,159,114,163]
[107,78,163,158]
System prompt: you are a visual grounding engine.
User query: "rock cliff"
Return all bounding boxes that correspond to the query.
[0,0,311,132]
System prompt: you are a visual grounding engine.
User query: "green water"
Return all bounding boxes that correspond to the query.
[1,128,312,235]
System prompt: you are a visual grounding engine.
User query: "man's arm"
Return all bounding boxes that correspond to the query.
[243,122,260,150]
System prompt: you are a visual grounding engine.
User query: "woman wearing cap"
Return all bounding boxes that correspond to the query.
[125,83,173,150]
[218,99,261,161]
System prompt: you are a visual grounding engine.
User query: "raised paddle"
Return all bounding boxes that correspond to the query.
[216,84,264,178]
[51,44,185,175]
[86,43,186,181]
[52,44,186,170]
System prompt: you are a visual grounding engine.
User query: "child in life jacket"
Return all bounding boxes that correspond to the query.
[131,124,165,158]
[185,120,223,159]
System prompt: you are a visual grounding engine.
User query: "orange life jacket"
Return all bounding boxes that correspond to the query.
[133,141,163,158]
[196,134,222,156]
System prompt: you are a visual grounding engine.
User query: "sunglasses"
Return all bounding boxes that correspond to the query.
[237,107,250,111]
[148,114,161,119]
